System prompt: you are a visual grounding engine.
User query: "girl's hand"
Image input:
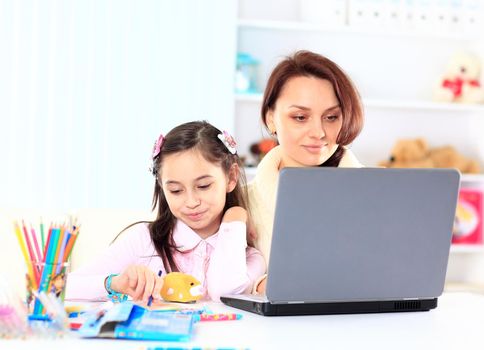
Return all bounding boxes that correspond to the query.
[222,206,248,224]
[109,265,164,304]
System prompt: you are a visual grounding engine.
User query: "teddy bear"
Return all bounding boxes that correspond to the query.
[160,272,202,303]
[433,52,484,104]
[379,138,481,174]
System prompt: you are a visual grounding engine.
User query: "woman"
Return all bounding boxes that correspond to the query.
[248,50,364,292]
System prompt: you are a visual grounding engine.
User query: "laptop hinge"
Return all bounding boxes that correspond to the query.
[274,301,305,304]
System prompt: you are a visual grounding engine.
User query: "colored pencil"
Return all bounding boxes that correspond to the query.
[63,228,80,262]
[13,217,80,316]
[195,313,243,321]
[55,230,70,274]
[40,218,45,252]
[13,222,38,290]
[22,221,41,284]
[30,225,42,263]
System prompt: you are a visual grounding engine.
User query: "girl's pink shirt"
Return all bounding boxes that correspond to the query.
[65,220,266,301]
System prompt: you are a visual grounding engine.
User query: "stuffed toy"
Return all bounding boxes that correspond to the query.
[433,52,484,104]
[250,138,278,163]
[379,138,481,174]
[160,272,202,303]
[453,201,479,241]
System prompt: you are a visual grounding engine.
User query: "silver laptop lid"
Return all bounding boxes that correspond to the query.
[266,168,460,303]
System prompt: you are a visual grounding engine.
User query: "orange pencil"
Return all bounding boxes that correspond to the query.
[63,233,76,262]
[64,225,81,262]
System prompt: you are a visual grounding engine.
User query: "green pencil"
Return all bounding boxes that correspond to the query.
[40,218,45,252]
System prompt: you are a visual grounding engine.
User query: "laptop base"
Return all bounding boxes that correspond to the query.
[220,296,438,316]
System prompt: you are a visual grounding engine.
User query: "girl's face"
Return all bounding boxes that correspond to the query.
[266,76,343,168]
[160,149,237,238]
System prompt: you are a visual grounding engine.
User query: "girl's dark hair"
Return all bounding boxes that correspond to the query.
[261,50,364,166]
[148,121,248,272]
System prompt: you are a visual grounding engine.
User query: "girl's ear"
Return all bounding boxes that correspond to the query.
[227,163,239,193]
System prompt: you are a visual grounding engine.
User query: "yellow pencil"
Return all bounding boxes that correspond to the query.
[13,221,38,290]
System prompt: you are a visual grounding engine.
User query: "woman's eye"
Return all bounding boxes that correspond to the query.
[169,189,182,194]
[293,115,306,122]
[198,184,212,190]
[325,115,339,122]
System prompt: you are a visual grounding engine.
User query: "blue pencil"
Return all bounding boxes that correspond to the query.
[147,270,163,306]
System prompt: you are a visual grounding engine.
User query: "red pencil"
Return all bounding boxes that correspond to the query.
[21,221,40,283]
[196,313,242,321]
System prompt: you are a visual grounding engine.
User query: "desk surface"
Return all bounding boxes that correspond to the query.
[4,292,484,349]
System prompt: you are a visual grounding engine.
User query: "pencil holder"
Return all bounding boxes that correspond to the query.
[28,262,70,317]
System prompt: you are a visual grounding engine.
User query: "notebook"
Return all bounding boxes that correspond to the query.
[78,301,195,341]
[221,167,460,316]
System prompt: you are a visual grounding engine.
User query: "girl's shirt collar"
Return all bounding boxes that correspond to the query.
[173,220,220,252]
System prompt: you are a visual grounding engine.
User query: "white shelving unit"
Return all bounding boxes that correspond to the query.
[238,18,478,41]
[235,0,484,168]
[462,174,484,182]
[236,92,484,113]
[235,0,484,283]
[451,244,484,254]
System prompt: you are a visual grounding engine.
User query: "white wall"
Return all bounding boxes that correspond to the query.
[0,0,237,211]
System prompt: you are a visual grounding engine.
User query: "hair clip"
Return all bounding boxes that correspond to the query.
[152,133,165,159]
[217,131,237,155]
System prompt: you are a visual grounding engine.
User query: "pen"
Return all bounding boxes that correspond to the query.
[147,270,163,307]
[195,313,242,321]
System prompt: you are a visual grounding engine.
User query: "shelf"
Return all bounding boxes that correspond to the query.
[450,244,484,254]
[461,174,484,183]
[236,93,484,113]
[363,99,484,112]
[237,19,476,41]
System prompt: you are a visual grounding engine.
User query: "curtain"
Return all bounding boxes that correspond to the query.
[0,0,237,210]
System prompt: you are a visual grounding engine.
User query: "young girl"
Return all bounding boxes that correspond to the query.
[66,121,266,302]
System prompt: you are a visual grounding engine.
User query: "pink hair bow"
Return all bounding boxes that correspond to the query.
[152,133,165,159]
[217,130,237,154]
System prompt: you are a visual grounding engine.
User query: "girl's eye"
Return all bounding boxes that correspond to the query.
[198,184,212,190]
[169,189,182,194]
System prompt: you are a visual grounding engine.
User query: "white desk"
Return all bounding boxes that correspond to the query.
[3,292,484,349]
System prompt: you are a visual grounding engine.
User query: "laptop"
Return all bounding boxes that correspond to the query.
[221,167,460,316]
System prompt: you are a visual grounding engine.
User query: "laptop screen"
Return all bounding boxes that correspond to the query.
[266,168,460,303]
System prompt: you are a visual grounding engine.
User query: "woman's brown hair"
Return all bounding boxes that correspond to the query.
[261,50,364,166]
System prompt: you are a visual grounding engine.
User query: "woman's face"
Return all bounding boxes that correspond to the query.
[266,76,343,168]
